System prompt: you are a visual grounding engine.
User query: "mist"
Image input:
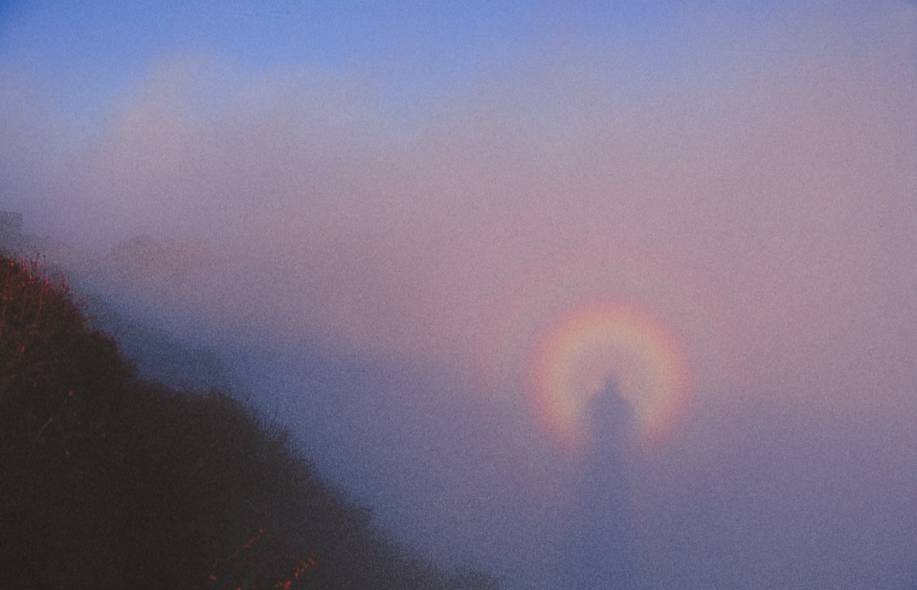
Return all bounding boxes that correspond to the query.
[3,2,917,587]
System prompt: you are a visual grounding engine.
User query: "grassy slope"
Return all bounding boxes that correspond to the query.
[0,256,497,590]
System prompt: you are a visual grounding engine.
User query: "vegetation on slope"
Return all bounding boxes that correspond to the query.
[0,256,497,590]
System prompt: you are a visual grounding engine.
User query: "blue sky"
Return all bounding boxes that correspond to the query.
[0,1,785,124]
[2,2,534,119]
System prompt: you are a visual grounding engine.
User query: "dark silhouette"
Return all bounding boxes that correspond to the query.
[558,379,637,589]
[0,255,498,589]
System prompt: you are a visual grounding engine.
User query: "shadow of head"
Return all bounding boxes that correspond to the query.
[585,378,634,449]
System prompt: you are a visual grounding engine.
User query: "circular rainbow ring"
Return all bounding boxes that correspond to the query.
[531,303,692,450]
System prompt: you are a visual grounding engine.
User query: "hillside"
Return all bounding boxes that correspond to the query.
[0,255,497,590]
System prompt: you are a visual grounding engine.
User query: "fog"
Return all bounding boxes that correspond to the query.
[3,2,917,587]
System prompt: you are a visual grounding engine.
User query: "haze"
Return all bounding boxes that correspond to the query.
[2,2,916,588]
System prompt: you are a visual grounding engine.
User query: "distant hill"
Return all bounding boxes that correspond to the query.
[81,292,235,393]
[0,255,498,590]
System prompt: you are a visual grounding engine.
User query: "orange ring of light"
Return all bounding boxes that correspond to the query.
[531,303,692,450]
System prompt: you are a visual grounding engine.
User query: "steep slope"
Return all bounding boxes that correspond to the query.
[0,256,497,590]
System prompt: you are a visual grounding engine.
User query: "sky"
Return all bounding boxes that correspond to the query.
[3,2,917,588]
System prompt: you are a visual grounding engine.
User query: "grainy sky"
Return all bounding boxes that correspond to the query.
[3,2,917,588]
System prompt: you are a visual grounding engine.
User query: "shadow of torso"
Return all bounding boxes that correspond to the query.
[559,379,637,589]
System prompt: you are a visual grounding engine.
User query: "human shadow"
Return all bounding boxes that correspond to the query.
[558,379,637,589]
